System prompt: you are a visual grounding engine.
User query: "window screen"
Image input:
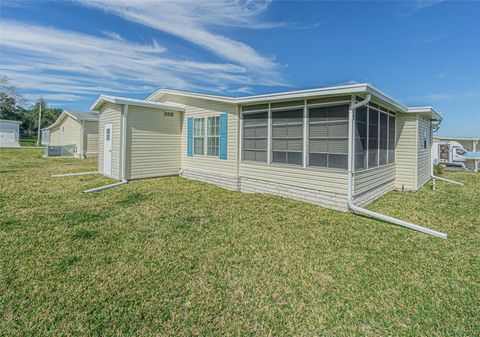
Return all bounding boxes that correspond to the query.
[272,108,303,165]
[193,118,205,155]
[243,111,267,162]
[354,106,367,170]
[368,108,379,168]
[388,115,395,163]
[207,116,220,156]
[379,113,388,165]
[308,104,348,169]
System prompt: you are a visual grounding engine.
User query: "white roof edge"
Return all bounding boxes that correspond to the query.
[408,106,442,121]
[63,110,79,121]
[91,95,185,112]
[45,111,68,130]
[146,88,235,103]
[147,83,441,120]
[146,83,409,111]
[434,136,479,141]
[238,83,369,104]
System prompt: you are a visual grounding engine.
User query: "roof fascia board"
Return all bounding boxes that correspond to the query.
[147,89,235,104]
[408,106,442,121]
[91,95,185,112]
[237,84,369,104]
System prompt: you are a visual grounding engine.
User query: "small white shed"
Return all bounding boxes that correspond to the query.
[0,119,21,147]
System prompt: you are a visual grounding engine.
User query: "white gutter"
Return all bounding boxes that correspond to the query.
[347,94,447,239]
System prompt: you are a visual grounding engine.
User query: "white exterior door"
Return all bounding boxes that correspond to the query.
[103,123,112,176]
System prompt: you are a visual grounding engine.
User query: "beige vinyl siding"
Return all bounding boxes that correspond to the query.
[240,162,348,195]
[48,116,81,151]
[126,106,181,179]
[153,94,238,177]
[395,113,417,191]
[353,164,396,197]
[417,115,432,189]
[84,121,99,155]
[98,103,122,180]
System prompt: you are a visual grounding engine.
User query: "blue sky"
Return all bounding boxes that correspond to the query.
[1,0,479,137]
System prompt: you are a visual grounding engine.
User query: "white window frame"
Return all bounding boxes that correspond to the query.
[193,117,205,156]
[207,116,220,157]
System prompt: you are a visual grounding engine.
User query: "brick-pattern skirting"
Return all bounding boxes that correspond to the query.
[180,169,239,191]
[354,180,395,207]
[180,169,394,212]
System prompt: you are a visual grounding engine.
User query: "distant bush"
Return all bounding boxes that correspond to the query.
[434,163,444,176]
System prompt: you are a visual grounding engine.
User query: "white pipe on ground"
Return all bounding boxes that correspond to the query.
[83,181,126,193]
[51,171,98,178]
[347,94,447,239]
[431,157,463,187]
[432,174,463,186]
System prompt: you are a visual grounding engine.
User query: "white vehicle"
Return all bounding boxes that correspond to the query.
[432,137,480,172]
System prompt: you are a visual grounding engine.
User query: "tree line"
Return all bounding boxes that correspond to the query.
[0,75,62,137]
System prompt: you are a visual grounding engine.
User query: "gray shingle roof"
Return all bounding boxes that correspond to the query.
[64,110,99,121]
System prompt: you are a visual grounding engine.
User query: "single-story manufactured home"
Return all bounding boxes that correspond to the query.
[0,119,21,148]
[44,110,99,158]
[91,83,441,211]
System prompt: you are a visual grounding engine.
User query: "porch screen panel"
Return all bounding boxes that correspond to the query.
[368,108,379,168]
[379,113,388,165]
[388,115,395,163]
[354,106,367,170]
[243,111,267,162]
[309,104,348,169]
[272,108,303,165]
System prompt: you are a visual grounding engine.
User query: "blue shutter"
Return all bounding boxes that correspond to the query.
[219,113,228,160]
[187,117,193,156]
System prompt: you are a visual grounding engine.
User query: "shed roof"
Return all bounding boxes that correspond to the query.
[0,119,22,124]
[64,110,99,121]
[46,110,98,130]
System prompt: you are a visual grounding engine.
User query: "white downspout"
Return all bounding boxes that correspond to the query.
[347,94,447,239]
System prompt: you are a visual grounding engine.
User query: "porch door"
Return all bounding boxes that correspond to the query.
[103,123,112,176]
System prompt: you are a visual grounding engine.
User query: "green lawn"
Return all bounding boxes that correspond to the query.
[1,148,478,336]
[19,137,38,147]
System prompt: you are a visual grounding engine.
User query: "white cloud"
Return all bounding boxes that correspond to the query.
[0,17,286,106]
[397,0,444,16]
[76,0,286,83]
[412,34,449,45]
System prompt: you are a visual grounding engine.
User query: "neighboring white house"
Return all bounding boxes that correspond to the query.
[43,110,99,158]
[433,136,480,172]
[0,119,21,148]
[91,83,443,212]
